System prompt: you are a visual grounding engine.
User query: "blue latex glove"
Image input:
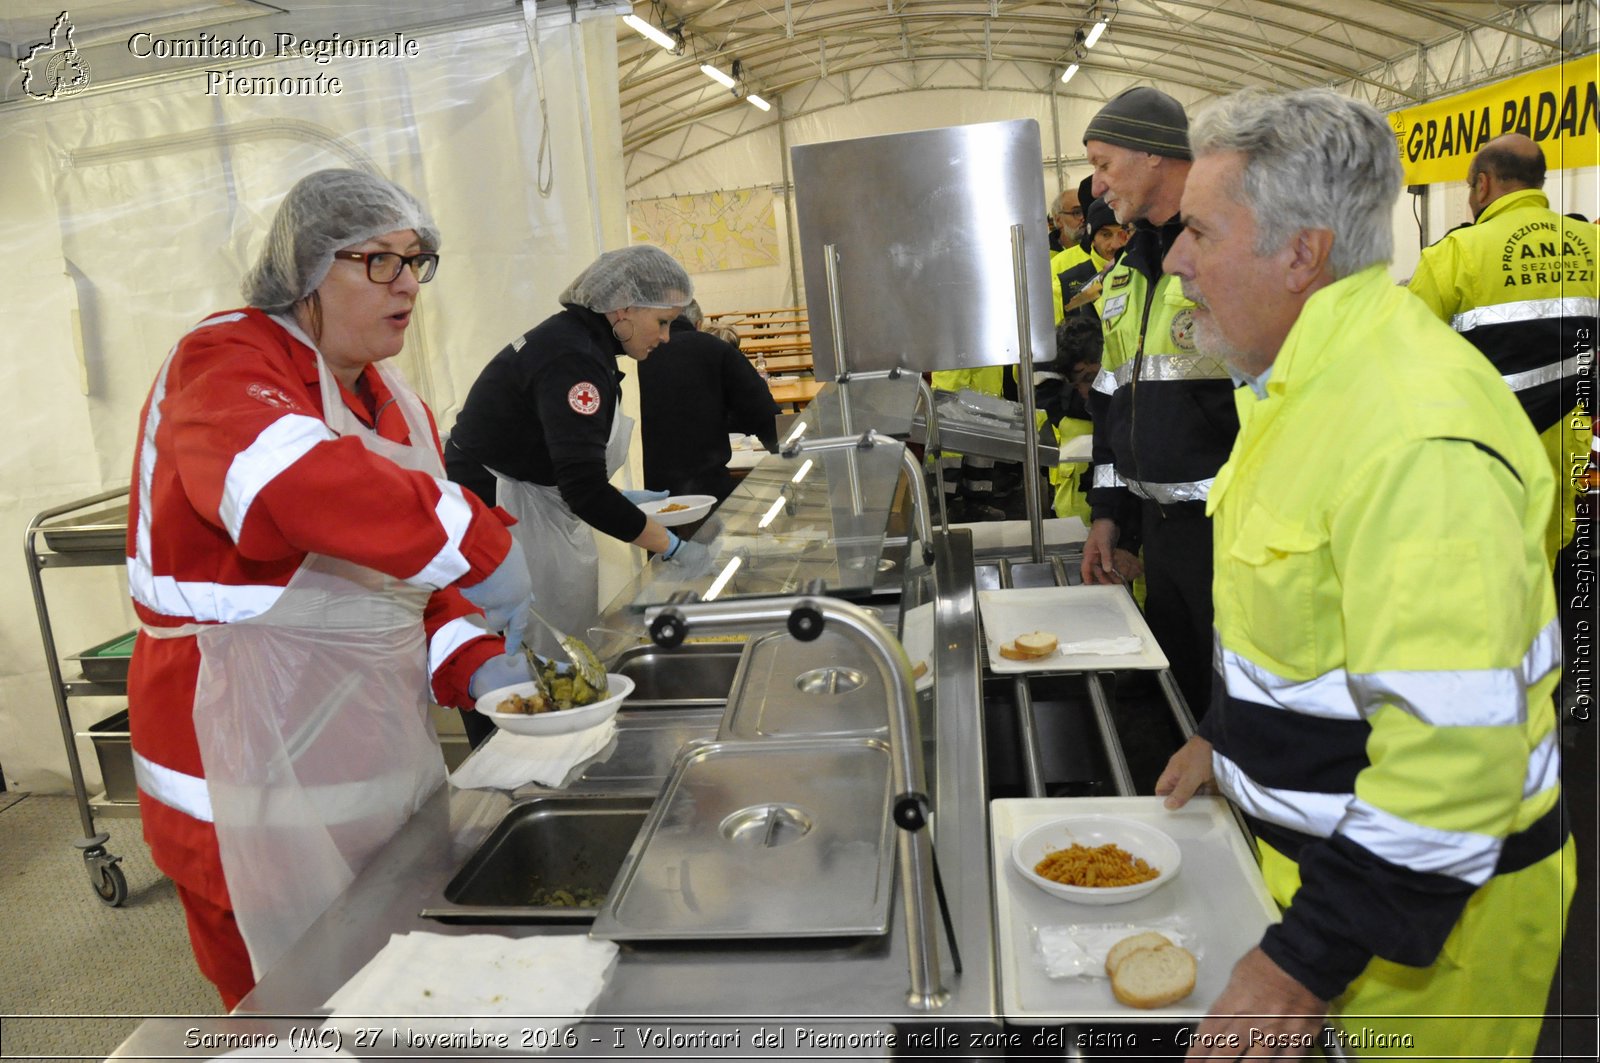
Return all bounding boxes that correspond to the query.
[622,488,670,504]
[468,651,535,700]
[663,537,713,575]
[460,546,535,650]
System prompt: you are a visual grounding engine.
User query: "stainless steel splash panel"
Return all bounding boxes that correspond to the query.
[791,119,1054,379]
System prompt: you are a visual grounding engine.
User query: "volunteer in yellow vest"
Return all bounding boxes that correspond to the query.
[930,365,1009,522]
[1048,186,1085,257]
[1058,198,1130,323]
[1158,88,1573,1059]
[1050,192,1092,325]
[1407,132,1597,559]
[1081,86,1238,716]
[1051,316,1100,524]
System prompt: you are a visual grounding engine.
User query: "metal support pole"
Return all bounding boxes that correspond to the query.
[1085,673,1135,796]
[1009,224,1045,563]
[1013,677,1046,797]
[821,243,865,516]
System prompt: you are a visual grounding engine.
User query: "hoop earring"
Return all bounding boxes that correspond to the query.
[611,320,634,344]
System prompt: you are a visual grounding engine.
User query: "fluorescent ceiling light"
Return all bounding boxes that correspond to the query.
[622,15,677,52]
[1061,63,1080,84]
[1084,21,1107,48]
[700,63,737,89]
[747,93,772,112]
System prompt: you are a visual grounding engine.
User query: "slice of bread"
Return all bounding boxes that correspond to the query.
[1104,931,1175,977]
[998,641,1029,661]
[1110,943,1197,1009]
[1014,631,1058,656]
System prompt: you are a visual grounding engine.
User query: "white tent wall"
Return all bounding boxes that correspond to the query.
[0,14,630,792]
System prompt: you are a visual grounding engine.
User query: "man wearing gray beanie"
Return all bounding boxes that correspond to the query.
[1078,85,1239,719]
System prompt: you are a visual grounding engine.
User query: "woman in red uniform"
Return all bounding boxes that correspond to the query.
[125,169,536,1007]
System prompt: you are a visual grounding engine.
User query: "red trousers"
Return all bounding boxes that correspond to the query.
[174,882,254,1010]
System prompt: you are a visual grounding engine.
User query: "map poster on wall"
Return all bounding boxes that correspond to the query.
[630,188,780,273]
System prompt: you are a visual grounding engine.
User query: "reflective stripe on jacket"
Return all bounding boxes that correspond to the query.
[125,309,507,906]
[1085,219,1238,522]
[1201,264,1564,1001]
[1407,189,1597,556]
[1408,188,1596,434]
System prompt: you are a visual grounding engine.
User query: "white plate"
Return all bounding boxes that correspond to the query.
[978,586,1168,672]
[637,494,716,527]
[1011,815,1181,905]
[990,797,1281,1023]
[475,673,634,736]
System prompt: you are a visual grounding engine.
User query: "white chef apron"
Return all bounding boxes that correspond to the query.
[492,406,632,659]
[190,319,448,980]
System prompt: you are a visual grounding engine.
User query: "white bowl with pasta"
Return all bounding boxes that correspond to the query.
[1011,815,1182,905]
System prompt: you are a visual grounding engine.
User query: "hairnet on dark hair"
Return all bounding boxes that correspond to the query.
[558,245,693,313]
[242,168,440,312]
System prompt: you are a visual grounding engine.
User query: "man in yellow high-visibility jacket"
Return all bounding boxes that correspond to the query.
[1080,86,1237,717]
[1407,132,1597,561]
[1158,88,1573,1059]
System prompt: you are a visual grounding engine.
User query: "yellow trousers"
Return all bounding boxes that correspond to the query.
[1258,836,1575,1060]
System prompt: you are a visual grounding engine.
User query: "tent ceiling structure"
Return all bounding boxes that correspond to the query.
[616,1,1589,177]
[3,3,1585,168]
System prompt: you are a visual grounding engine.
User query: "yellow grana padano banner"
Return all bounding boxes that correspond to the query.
[1389,55,1599,185]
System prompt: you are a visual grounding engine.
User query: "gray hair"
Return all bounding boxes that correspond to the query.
[1188,88,1400,279]
[682,299,705,328]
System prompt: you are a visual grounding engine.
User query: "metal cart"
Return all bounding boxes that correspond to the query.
[23,487,135,906]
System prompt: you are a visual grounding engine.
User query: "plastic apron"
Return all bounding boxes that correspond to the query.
[492,407,632,659]
[190,329,447,980]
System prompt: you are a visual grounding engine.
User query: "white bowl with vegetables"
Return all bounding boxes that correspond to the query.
[475,665,634,736]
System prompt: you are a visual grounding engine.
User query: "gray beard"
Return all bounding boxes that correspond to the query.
[1193,313,1266,380]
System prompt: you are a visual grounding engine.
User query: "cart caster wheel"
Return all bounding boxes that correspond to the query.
[92,861,127,907]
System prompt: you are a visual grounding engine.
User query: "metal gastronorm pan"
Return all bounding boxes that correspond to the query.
[590,737,894,941]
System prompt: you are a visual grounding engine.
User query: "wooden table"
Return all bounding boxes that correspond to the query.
[767,378,826,410]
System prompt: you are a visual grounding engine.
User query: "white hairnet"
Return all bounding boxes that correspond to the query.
[558,245,693,312]
[242,168,440,312]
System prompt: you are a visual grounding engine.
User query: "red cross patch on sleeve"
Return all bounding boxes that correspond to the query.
[568,381,602,415]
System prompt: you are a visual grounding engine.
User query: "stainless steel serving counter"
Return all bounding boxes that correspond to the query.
[113,528,994,1059]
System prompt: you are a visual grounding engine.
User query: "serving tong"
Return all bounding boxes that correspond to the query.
[522,605,608,692]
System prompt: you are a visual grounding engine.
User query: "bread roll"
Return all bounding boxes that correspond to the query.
[1110,943,1196,1009]
[1014,631,1058,656]
[1104,931,1175,977]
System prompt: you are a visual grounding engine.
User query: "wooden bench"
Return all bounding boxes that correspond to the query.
[706,305,815,378]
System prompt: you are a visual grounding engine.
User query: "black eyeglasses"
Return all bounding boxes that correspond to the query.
[331,250,439,284]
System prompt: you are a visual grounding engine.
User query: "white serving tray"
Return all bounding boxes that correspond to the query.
[951,517,1088,551]
[978,586,1168,672]
[989,796,1280,1024]
[1056,433,1094,463]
